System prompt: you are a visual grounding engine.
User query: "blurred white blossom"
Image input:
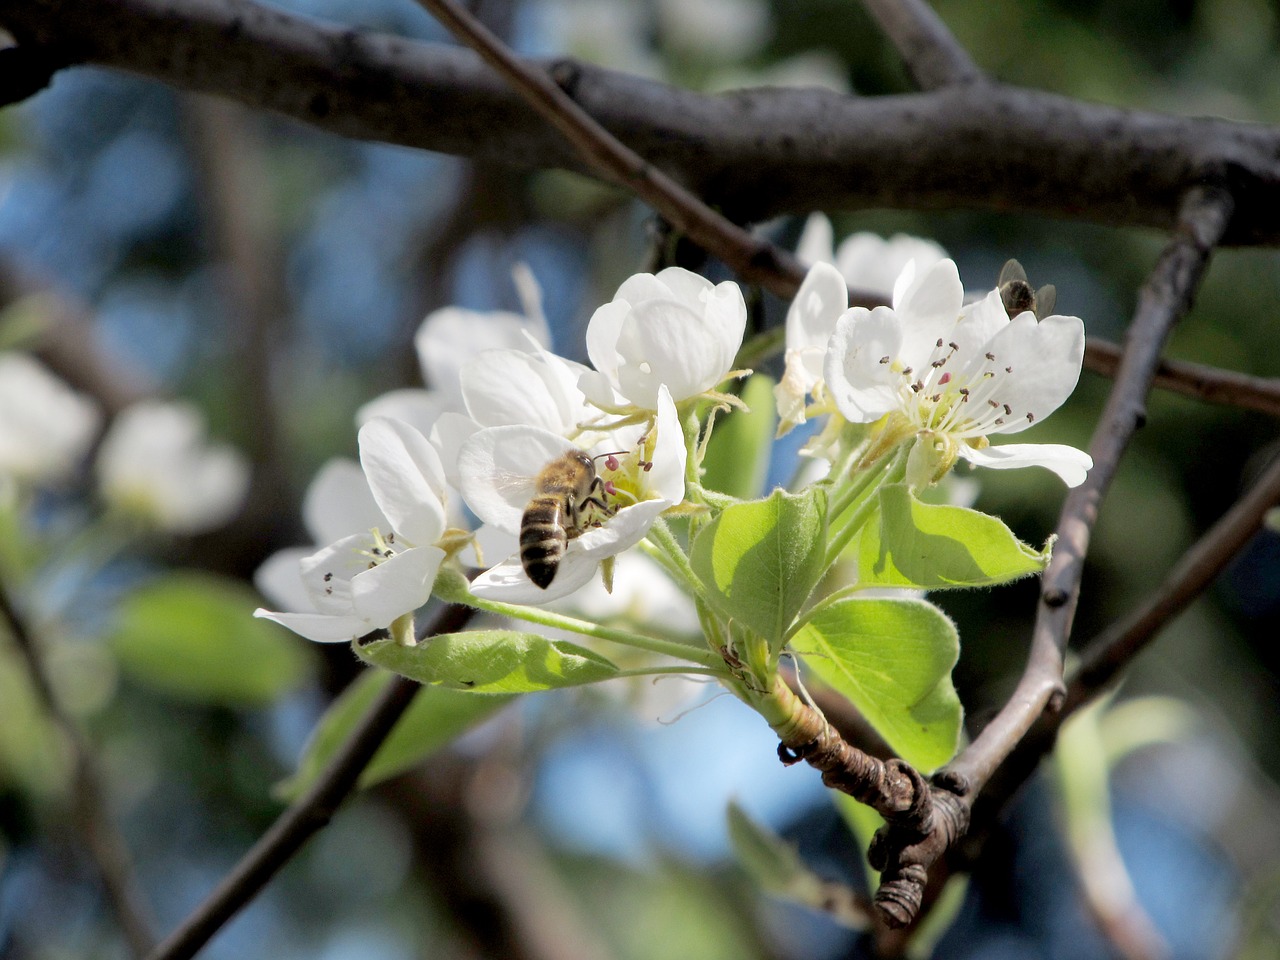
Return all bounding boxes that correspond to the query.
[796,213,948,296]
[96,400,249,534]
[0,352,102,486]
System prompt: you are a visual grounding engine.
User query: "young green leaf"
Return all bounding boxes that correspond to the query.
[853,484,1048,590]
[110,572,312,705]
[357,630,619,693]
[691,486,827,649]
[790,597,962,771]
[699,373,776,499]
[275,669,513,800]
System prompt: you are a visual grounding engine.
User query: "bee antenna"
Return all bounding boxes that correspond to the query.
[592,450,628,461]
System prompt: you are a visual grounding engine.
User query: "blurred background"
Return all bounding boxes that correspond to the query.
[1,0,1279,957]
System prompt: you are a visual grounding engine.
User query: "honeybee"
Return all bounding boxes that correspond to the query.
[520,450,620,589]
[998,259,1056,319]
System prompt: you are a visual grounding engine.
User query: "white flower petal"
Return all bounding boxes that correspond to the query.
[786,261,849,358]
[253,547,315,613]
[429,412,481,491]
[302,458,386,546]
[972,314,1086,435]
[584,299,631,384]
[796,212,835,265]
[824,306,905,423]
[641,385,686,505]
[253,609,370,643]
[351,545,445,625]
[356,389,448,439]
[956,442,1093,487]
[458,425,578,533]
[359,418,447,546]
[574,499,670,558]
[469,549,599,604]
[415,306,546,403]
[616,298,722,406]
[0,352,102,485]
[893,258,965,368]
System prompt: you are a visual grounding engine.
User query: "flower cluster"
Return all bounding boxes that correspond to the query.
[256,267,745,641]
[777,256,1093,489]
[257,248,1092,650]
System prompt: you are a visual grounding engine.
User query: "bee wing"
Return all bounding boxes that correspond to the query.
[998,258,1028,287]
[1034,284,1057,318]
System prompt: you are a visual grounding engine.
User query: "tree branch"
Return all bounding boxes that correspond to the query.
[0,579,157,957]
[145,604,473,960]
[950,183,1235,792]
[1065,450,1280,712]
[860,0,984,89]
[863,184,1235,928]
[6,0,1280,242]
[410,0,803,294]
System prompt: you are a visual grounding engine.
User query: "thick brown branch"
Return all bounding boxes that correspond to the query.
[145,604,474,960]
[411,0,801,294]
[860,0,984,89]
[6,0,1280,243]
[0,580,157,956]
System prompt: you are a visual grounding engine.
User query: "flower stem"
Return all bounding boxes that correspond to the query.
[644,517,703,597]
[824,449,908,568]
[456,592,726,670]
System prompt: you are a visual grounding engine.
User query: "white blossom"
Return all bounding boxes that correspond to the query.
[457,386,686,603]
[255,418,447,643]
[823,259,1093,487]
[580,268,746,410]
[0,352,101,486]
[796,213,948,295]
[97,400,249,534]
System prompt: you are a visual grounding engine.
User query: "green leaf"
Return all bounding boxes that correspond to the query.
[691,487,827,649]
[357,630,619,693]
[726,801,869,929]
[699,374,776,499]
[790,597,961,771]
[853,484,1048,590]
[275,669,513,800]
[110,572,312,706]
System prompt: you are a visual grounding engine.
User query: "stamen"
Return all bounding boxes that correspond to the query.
[985,352,996,361]
[1003,403,1012,415]
[323,572,333,582]
[1026,412,1036,423]
[939,372,952,385]
[879,356,890,364]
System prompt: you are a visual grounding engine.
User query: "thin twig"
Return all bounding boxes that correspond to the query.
[1085,338,1280,418]
[949,183,1236,791]
[410,0,802,298]
[860,0,984,89]
[1065,450,1280,712]
[145,604,474,960]
[0,579,157,957]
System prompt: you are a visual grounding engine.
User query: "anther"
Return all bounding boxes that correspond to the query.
[323,572,333,582]
[988,400,999,408]
[958,387,969,396]
[931,394,942,402]
[995,417,1005,424]
[985,352,996,361]
[902,367,913,377]
[948,341,959,351]
[936,338,944,348]
[1026,412,1036,423]
[879,356,890,364]
[1003,404,1012,415]
[911,383,922,393]
[1005,365,1013,373]
[938,372,952,385]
